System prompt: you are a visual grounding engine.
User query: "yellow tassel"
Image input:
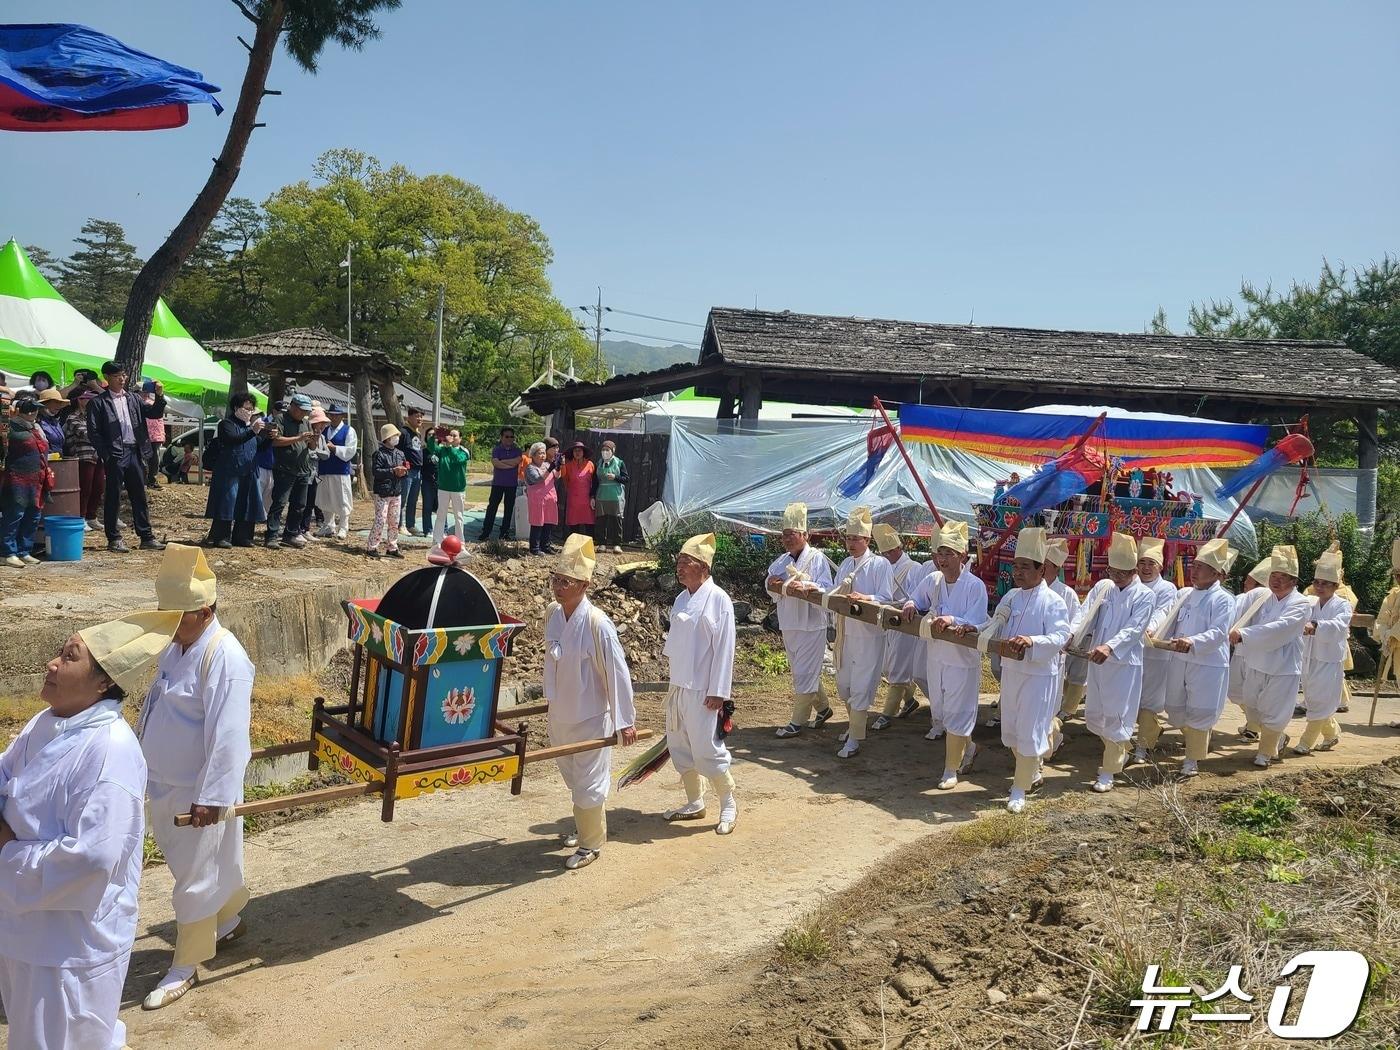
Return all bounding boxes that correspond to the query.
[1075,538,1089,588]
[1175,551,1186,588]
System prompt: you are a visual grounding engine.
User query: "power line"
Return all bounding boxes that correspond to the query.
[604,306,703,328]
[607,327,705,347]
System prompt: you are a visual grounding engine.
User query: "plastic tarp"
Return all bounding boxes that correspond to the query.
[663,417,1345,555]
[0,23,220,131]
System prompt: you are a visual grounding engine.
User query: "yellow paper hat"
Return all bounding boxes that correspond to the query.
[1108,533,1139,571]
[1270,544,1300,578]
[1194,538,1232,574]
[1044,538,1070,567]
[1137,536,1165,566]
[781,502,808,532]
[1313,549,1343,584]
[872,523,902,554]
[844,506,873,538]
[680,532,716,567]
[156,543,217,612]
[78,611,182,694]
[1015,527,1047,564]
[1225,547,1241,572]
[556,533,596,582]
[937,520,970,555]
[1247,557,1272,584]
[1392,536,1400,573]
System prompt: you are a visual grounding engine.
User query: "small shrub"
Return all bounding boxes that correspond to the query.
[1219,788,1299,835]
[748,640,790,677]
[1265,863,1305,884]
[777,914,832,964]
[1197,830,1306,865]
[952,811,1040,849]
[1255,903,1289,933]
[142,834,164,868]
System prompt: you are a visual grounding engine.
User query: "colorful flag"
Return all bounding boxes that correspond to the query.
[837,423,895,498]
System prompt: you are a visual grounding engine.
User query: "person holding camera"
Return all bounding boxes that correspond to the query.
[86,361,165,553]
[205,392,268,548]
[263,394,319,550]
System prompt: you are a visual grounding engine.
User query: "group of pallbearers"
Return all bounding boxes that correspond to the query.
[765,501,1381,814]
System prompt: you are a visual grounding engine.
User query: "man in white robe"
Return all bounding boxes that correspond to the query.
[1043,538,1084,747]
[871,524,930,731]
[1,610,179,1050]
[769,502,836,738]
[315,403,357,539]
[976,528,1070,814]
[1131,537,1180,763]
[1231,544,1311,767]
[829,507,894,759]
[901,520,988,788]
[139,544,256,1009]
[544,534,638,869]
[1069,532,1153,793]
[662,534,739,835]
[1291,549,1352,755]
[1228,556,1272,739]
[1156,538,1235,777]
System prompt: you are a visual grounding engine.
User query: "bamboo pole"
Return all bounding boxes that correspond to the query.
[522,728,655,765]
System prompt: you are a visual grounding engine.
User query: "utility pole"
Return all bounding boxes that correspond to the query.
[340,242,353,345]
[433,286,444,425]
[594,285,603,376]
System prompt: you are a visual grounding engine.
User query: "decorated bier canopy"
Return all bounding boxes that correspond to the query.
[308,561,528,820]
[896,404,1307,599]
[0,23,221,132]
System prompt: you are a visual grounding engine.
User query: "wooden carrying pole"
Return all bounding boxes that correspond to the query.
[522,728,656,765]
[173,781,380,827]
[872,396,944,528]
[766,581,1024,660]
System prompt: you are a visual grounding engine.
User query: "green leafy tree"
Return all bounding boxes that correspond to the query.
[165,197,269,338]
[58,219,142,326]
[253,148,593,423]
[114,0,402,377]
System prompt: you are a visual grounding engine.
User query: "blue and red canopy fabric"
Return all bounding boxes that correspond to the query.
[899,404,1268,469]
[0,24,221,132]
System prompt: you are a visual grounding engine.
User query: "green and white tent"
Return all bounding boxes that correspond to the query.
[0,238,115,379]
[109,297,242,400]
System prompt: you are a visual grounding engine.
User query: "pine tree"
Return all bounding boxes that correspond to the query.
[58,219,142,326]
[22,244,61,282]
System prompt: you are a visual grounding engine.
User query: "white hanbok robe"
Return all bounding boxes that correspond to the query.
[315,421,358,532]
[1072,579,1153,744]
[1236,589,1311,731]
[664,578,736,778]
[1302,595,1352,720]
[1226,589,1258,703]
[983,582,1070,757]
[1047,577,1083,695]
[1159,583,1234,731]
[1139,576,1180,715]
[544,597,637,807]
[882,553,931,690]
[0,700,146,1050]
[767,544,834,694]
[909,568,989,737]
[139,617,253,929]
[832,550,894,712]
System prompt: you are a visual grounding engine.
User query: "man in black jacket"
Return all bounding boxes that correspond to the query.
[86,361,166,553]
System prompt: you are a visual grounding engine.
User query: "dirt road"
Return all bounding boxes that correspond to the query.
[12,693,1399,1048]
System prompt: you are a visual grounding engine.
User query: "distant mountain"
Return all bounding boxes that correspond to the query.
[601,339,697,376]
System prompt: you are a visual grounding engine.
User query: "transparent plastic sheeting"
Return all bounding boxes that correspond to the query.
[660,417,1360,557]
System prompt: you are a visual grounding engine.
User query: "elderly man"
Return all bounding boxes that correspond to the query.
[902,520,989,788]
[1302,542,1360,715]
[1154,538,1235,777]
[264,393,319,549]
[1131,538,1182,764]
[138,545,255,1009]
[1043,539,1086,737]
[977,528,1070,814]
[544,535,637,870]
[87,359,167,553]
[829,507,894,759]
[662,534,738,835]
[1371,539,1400,710]
[769,502,837,739]
[1,609,179,1049]
[1069,532,1154,794]
[1291,549,1353,756]
[1229,556,1272,739]
[315,403,357,540]
[1231,545,1311,768]
[869,524,930,733]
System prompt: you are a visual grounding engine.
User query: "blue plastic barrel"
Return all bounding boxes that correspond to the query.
[44,515,86,561]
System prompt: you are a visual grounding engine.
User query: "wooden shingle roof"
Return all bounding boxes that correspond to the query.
[207,328,403,379]
[701,308,1399,409]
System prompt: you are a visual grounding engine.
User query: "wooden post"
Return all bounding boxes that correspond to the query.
[268,368,287,406]
[1357,407,1379,529]
[229,358,249,397]
[308,696,324,773]
[512,721,528,796]
[352,371,375,499]
[381,743,400,822]
[739,375,762,426]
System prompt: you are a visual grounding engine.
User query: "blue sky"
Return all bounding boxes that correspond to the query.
[4,1,1398,348]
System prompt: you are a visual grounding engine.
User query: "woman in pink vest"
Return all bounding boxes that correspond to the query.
[561,441,596,538]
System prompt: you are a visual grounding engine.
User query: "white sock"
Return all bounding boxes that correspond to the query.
[158,965,196,991]
[1008,787,1025,804]
[719,794,737,822]
[1096,772,1113,788]
[1182,758,1198,773]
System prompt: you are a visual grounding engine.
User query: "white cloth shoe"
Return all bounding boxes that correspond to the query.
[716,796,738,835]
[613,545,623,553]
[957,741,978,775]
[937,771,958,790]
[869,715,893,732]
[1091,773,1114,793]
[1317,737,1340,751]
[1180,758,1199,778]
[336,528,348,540]
[3,555,23,568]
[565,848,599,870]
[1006,790,1026,814]
[21,554,39,565]
[143,966,196,1010]
[663,800,707,821]
[1253,754,1272,768]
[775,722,802,738]
[316,525,336,538]
[837,739,860,759]
[924,726,944,741]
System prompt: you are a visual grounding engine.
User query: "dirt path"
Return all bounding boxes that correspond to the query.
[12,693,1399,1049]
